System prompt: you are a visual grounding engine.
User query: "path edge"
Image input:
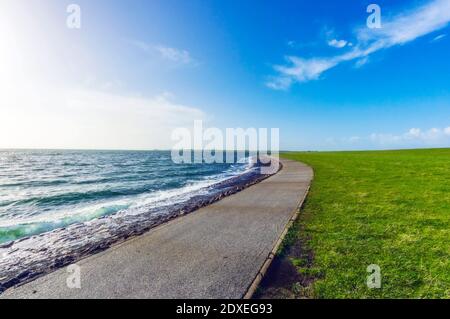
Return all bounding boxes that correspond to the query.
[242,162,312,299]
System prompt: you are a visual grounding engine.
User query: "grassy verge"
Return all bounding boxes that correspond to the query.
[258,148,450,298]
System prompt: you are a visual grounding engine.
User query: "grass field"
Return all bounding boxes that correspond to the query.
[266,148,450,298]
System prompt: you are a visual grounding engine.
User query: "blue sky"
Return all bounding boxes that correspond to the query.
[0,0,449,150]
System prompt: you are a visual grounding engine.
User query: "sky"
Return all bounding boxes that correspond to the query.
[0,0,449,151]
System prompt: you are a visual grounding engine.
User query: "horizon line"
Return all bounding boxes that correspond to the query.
[0,146,449,153]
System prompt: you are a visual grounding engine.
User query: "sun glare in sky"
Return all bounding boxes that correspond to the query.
[0,2,205,150]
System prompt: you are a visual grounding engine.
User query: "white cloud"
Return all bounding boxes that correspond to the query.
[0,83,206,150]
[444,127,450,135]
[155,45,195,65]
[268,57,338,89]
[328,39,348,48]
[130,40,196,66]
[268,0,450,89]
[287,40,296,47]
[354,56,370,68]
[432,33,447,42]
[326,126,450,149]
[265,76,293,90]
[408,128,422,138]
[129,40,152,52]
[369,127,450,146]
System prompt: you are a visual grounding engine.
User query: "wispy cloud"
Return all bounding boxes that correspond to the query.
[432,33,447,42]
[268,0,450,90]
[328,39,348,48]
[130,40,197,66]
[154,45,195,65]
[129,40,153,53]
[267,57,337,89]
[287,40,296,47]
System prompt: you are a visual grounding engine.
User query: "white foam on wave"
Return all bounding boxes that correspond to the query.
[0,159,254,234]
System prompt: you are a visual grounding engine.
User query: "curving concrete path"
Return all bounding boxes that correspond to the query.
[1,159,313,299]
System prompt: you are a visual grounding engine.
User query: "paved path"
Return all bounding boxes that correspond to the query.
[1,159,313,299]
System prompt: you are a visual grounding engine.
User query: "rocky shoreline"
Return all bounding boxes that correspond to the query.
[0,158,281,294]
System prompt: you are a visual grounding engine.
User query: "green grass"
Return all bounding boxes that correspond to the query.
[280,148,450,298]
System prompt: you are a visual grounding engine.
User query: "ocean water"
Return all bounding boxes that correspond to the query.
[0,150,252,244]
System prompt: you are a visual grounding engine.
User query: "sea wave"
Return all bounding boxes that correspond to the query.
[0,159,252,241]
